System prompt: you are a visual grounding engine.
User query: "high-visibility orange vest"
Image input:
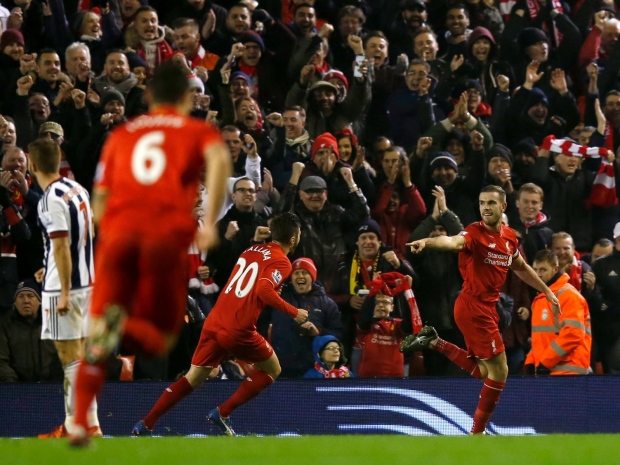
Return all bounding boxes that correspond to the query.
[525,273,592,375]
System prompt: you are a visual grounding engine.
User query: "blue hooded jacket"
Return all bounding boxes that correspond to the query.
[303,335,353,378]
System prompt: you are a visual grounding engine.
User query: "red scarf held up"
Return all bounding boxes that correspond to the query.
[366,272,423,334]
[566,257,582,291]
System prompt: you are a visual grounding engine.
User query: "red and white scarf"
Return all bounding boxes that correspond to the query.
[314,362,353,378]
[588,159,618,208]
[366,272,423,334]
[188,221,219,295]
[541,135,610,159]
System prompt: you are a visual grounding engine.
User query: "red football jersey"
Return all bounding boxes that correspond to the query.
[458,222,520,304]
[95,107,222,234]
[206,242,298,337]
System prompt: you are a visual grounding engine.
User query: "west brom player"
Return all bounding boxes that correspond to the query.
[28,138,100,438]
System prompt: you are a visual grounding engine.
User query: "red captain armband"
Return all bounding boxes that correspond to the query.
[3,206,21,226]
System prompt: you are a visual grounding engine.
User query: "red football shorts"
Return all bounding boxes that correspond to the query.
[454,292,504,360]
[191,329,274,368]
[91,228,190,337]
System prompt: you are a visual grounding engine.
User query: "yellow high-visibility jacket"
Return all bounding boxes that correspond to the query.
[525,273,592,375]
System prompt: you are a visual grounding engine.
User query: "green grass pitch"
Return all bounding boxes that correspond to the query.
[2,435,619,465]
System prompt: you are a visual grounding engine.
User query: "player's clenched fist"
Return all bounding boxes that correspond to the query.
[294,308,309,324]
[406,239,427,254]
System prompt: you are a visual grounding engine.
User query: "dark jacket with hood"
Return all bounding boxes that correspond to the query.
[507,211,554,263]
[258,281,343,378]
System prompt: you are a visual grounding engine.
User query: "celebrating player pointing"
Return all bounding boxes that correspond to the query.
[402,185,559,434]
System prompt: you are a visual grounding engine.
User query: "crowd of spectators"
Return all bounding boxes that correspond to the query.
[1,0,620,381]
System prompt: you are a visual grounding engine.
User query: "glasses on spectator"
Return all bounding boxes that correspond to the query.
[41,132,62,140]
[406,71,427,77]
[322,346,340,352]
[375,300,393,307]
[234,187,257,194]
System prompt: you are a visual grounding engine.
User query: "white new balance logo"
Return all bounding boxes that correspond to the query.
[489,243,496,248]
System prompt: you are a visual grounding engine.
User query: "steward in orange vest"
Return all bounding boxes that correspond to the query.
[525,250,592,375]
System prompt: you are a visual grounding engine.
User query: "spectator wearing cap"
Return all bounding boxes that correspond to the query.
[532,136,595,252]
[37,122,74,180]
[500,11,580,96]
[0,279,62,382]
[125,6,176,73]
[328,218,415,357]
[277,162,369,284]
[92,50,147,118]
[286,71,370,140]
[258,257,343,378]
[485,143,517,215]
[407,184,466,375]
[75,89,126,194]
[415,150,485,227]
[387,59,443,152]
[125,52,148,88]
[300,132,370,209]
[592,222,620,372]
[0,29,24,108]
[386,0,428,62]
[511,137,538,189]
[505,68,580,147]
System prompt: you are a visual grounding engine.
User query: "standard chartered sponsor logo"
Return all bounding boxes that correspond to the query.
[484,251,512,267]
[316,386,537,436]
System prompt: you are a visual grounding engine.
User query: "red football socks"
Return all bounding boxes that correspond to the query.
[143,376,194,430]
[471,378,506,434]
[123,318,167,357]
[434,338,482,379]
[218,370,274,418]
[73,361,106,431]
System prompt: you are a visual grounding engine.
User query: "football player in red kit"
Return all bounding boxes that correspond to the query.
[402,185,560,434]
[69,62,232,445]
[132,212,309,436]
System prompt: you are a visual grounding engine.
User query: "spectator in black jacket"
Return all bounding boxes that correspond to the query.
[0,279,62,382]
[258,257,343,378]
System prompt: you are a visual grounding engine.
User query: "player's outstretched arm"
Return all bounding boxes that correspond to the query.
[510,255,561,312]
[406,235,465,253]
[256,279,300,319]
[197,142,233,250]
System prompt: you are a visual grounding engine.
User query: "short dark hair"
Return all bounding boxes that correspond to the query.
[37,48,59,62]
[480,185,506,203]
[294,3,315,14]
[270,212,301,243]
[232,177,254,191]
[413,25,437,42]
[221,124,241,134]
[172,17,199,30]
[533,249,558,267]
[363,31,389,48]
[28,139,60,175]
[447,3,469,17]
[283,105,306,119]
[148,61,189,104]
[136,5,158,17]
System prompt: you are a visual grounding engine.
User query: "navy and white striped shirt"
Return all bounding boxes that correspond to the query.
[38,177,94,293]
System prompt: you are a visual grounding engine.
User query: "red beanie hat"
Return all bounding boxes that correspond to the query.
[1,29,25,51]
[323,69,349,91]
[312,133,339,160]
[292,258,317,282]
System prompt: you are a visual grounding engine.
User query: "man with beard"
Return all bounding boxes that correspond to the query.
[127,6,176,73]
[30,49,62,110]
[258,257,342,378]
[172,18,219,76]
[132,213,308,437]
[403,185,559,433]
[411,26,452,109]
[440,3,472,62]
[387,0,428,62]
[204,3,252,57]
[92,50,147,117]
